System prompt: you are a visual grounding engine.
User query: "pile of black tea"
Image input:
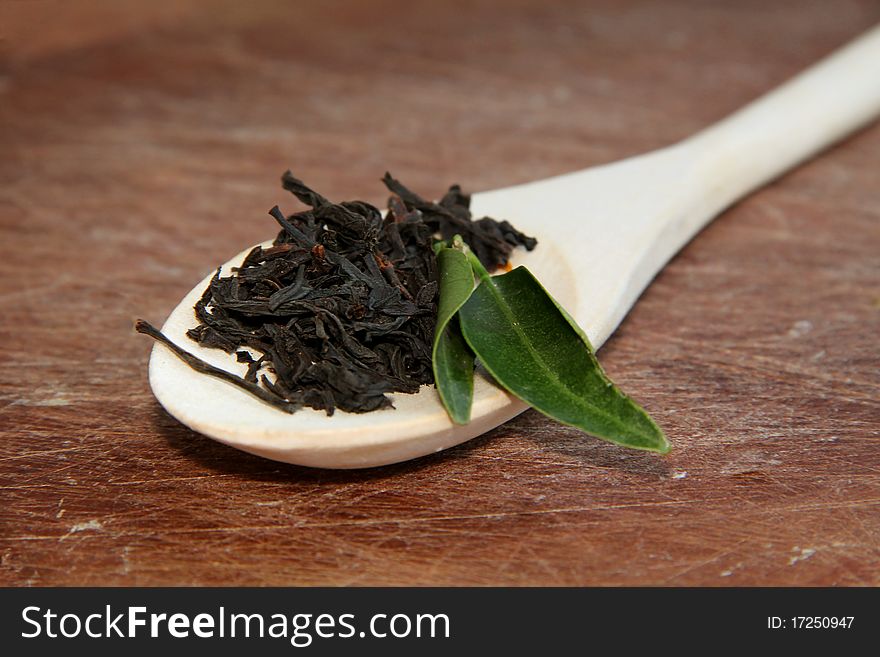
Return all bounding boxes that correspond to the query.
[137,171,536,415]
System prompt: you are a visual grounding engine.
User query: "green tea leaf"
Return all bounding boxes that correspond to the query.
[432,238,476,424]
[458,261,669,453]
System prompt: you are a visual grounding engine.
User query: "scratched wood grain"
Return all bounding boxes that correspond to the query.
[1,0,878,586]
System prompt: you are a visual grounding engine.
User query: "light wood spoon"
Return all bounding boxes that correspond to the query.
[148,26,880,468]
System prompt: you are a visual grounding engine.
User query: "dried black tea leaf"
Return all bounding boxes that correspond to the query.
[381,173,537,272]
[138,172,536,416]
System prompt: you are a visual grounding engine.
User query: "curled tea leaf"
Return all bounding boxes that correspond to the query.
[432,237,476,424]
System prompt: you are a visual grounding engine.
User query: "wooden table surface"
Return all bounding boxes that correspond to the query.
[2,0,879,586]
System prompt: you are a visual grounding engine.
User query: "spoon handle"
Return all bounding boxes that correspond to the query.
[683,24,880,210]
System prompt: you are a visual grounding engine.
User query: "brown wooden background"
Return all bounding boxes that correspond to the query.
[1,0,878,586]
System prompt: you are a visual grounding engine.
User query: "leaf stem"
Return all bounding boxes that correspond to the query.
[464,246,492,283]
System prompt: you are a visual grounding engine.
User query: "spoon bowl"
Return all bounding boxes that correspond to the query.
[149,25,880,468]
[150,232,577,468]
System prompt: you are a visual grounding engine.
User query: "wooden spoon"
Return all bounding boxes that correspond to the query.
[148,26,880,468]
